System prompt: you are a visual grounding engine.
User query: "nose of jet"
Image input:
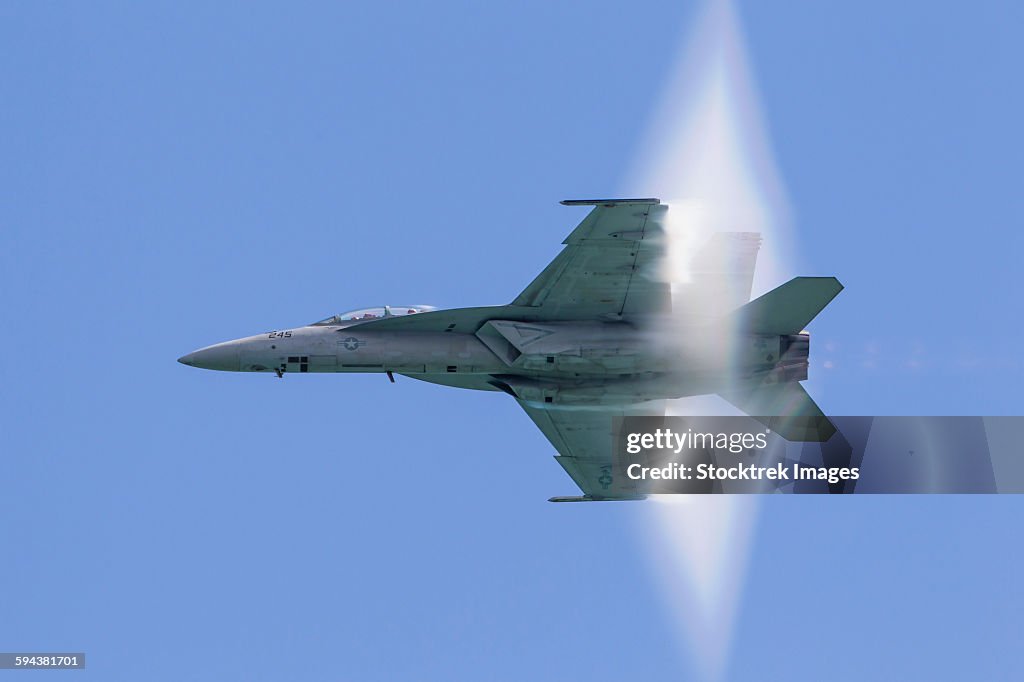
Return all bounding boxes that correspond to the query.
[177,342,241,372]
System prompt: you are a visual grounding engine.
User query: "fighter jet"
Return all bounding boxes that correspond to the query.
[179,199,842,501]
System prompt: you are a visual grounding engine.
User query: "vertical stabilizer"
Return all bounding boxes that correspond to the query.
[735,277,843,334]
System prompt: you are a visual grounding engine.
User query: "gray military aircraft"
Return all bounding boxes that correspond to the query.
[179,198,842,501]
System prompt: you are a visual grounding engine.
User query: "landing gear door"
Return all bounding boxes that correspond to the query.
[240,351,280,373]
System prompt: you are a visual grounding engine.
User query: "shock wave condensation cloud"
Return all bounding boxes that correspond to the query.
[623,1,794,679]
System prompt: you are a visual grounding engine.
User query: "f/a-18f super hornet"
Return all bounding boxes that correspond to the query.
[179,199,842,501]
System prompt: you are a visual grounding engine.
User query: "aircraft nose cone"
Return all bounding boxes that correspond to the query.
[177,343,241,372]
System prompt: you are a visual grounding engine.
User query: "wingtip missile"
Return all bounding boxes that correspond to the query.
[548,495,647,503]
[560,198,661,207]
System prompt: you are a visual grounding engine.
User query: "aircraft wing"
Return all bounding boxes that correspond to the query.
[513,199,762,320]
[512,199,671,319]
[515,398,665,501]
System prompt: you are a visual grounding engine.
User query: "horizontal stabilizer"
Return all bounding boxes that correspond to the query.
[719,382,836,442]
[736,276,843,335]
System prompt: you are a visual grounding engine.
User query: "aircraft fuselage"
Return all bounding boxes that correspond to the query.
[178,315,809,406]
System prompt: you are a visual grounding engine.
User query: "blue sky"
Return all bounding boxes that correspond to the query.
[1,1,1022,680]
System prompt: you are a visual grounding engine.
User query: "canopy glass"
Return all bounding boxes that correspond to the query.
[311,305,436,326]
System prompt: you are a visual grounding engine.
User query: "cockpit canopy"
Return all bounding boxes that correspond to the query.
[311,305,437,326]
